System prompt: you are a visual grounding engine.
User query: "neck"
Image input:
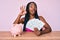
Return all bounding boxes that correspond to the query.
[29,14,35,19]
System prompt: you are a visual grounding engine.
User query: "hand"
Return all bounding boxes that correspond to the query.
[34,28,41,36]
[34,28,38,31]
[19,6,26,16]
[42,27,45,31]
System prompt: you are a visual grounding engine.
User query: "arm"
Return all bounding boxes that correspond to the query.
[39,16,52,34]
[13,6,26,24]
[13,14,24,24]
[13,14,21,24]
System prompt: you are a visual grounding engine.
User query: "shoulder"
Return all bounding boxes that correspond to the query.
[38,16,46,23]
[39,16,45,20]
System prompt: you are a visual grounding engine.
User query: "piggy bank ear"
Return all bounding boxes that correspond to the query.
[19,23,24,31]
[16,23,24,32]
[13,24,16,26]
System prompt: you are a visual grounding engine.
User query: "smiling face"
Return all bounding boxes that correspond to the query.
[29,3,37,15]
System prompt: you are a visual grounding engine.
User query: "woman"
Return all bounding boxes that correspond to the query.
[13,2,52,36]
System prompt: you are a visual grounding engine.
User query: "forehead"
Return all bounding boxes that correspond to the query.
[29,3,36,6]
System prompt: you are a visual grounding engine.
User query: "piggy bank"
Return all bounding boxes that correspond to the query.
[10,23,24,37]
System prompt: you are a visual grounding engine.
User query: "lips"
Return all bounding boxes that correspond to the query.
[31,10,35,13]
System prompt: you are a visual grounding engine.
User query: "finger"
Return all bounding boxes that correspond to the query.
[20,6,24,10]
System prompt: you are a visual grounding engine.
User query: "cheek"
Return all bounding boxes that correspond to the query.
[29,7,32,11]
[29,7,36,14]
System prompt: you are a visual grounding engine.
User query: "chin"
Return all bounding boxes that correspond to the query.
[30,12,35,15]
[30,13,35,15]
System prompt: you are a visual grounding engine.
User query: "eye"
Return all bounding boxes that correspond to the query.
[29,5,33,8]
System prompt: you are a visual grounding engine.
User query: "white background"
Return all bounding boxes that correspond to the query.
[0,0,60,31]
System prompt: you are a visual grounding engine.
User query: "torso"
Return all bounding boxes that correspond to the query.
[20,16,44,24]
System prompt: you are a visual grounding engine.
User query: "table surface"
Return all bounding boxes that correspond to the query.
[0,31,60,40]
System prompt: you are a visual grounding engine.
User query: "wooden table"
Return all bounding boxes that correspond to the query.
[0,31,60,40]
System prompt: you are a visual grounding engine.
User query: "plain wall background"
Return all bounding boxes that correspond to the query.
[0,0,60,31]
